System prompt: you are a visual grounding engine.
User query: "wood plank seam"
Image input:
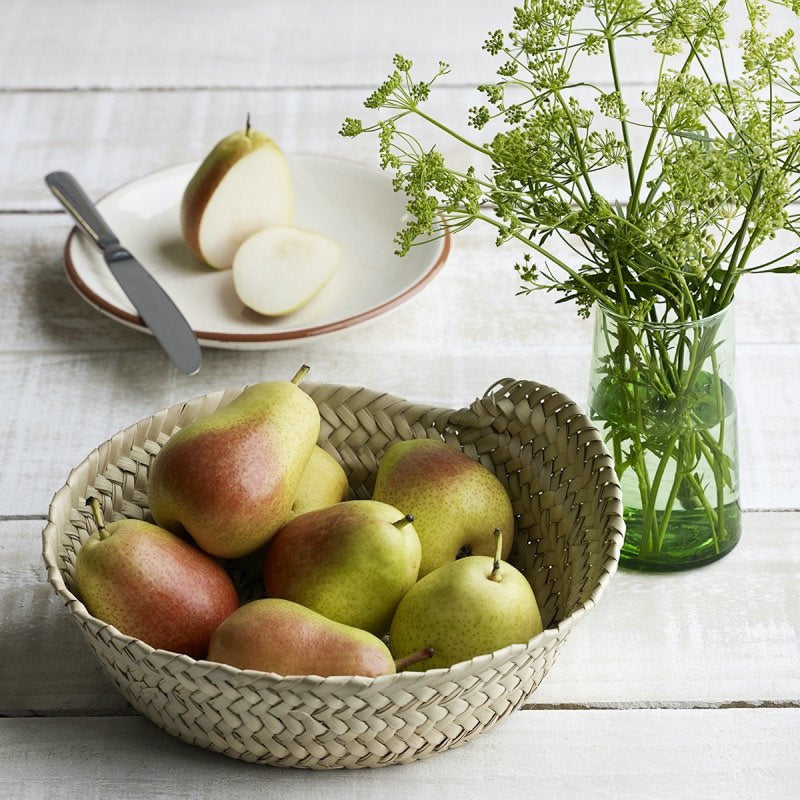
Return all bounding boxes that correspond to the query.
[5,700,800,719]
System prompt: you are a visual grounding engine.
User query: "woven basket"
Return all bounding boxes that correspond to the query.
[43,378,624,769]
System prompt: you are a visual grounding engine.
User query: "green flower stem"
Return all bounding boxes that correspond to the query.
[612,430,624,474]
[598,316,652,520]
[746,245,800,272]
[715,169,765,312]
[619,326,654,535]
[472,213,614,308]
[693,422,733,486]
[651,424,727,555]
[680,471,721,551]
[608,307,730,556]
[554,90,598,197]
[410,108,494,158]
[711,347,728,544]
[604,28,636,195]
[694,440,725,541]
[720,225,762,310]
[629,44,700,219]
[640,434,679,553]
[653,440,689,553]
[610,252,630,315]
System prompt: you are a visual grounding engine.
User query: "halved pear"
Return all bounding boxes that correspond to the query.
[181,124,293,269]
[232,225,342,316]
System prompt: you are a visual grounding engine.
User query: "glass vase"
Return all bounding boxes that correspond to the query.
[588,303,741,571]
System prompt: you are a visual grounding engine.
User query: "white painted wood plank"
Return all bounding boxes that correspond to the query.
[1,218,798,517]
[534,512,800,706]
[10,87,800,219]
[2,709,799,799]
[4,514,798,716]
[0,0,506,90]
[0,86,668,209]
[0,341,797,516]
[3,87,525,210]
[0,521,124,715]
[4,215,796,354]
[0,343,586,520]
[737,352,800,510]
[2,0,796,91]
[0,214,590,354]
[0,88,390,211]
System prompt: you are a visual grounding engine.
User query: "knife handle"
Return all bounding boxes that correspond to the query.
[45,171,120,251]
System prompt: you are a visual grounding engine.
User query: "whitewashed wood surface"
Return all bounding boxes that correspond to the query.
[2,2,800,798]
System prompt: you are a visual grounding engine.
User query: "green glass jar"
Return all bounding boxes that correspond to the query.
[588,303,740,571]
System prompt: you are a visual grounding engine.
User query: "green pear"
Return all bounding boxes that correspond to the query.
[148,366,320,559]
[291,446,349,518]
[372,438,515,577]
[389,531,542,670]
[181,115,293,269]
[206,598,399,678]
[75,499,239,659]
[263,499,421,636]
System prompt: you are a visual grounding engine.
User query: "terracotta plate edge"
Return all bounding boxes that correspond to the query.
[62,163,451,344]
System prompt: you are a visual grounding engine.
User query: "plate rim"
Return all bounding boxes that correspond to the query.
[62,155,451,345]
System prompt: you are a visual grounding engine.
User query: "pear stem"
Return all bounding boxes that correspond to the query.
[392,514,415,529]
[394,647,434,672]
[245,112,251,136]
[86,497,110,540]
[291,364,310,385]
[489,528,503,582]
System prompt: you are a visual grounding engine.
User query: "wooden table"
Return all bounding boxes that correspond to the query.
[2,2,799,797]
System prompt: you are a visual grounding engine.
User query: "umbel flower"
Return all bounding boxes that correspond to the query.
[343,0,800,568]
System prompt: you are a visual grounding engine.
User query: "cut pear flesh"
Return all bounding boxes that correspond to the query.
[233,225,342,316]
[193,145,293,269]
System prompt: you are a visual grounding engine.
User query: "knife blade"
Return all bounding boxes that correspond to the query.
[45,171,203,375]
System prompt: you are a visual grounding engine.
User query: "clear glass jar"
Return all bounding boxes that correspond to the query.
[588,303,740,571]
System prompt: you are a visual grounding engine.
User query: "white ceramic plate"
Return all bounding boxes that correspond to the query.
[63,154,449,349]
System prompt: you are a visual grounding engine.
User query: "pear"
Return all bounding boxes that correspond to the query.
[181,115,293,269]
[148,365,320,559]
[75,498,239,659]
[291,445,349,517]
[207,598,407,678]
[389,531,543,670]
[372,438,515,577]
[233,225,342,316]
[263,499,421,636]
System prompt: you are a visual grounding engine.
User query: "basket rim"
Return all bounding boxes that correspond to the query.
[42,378,625,689]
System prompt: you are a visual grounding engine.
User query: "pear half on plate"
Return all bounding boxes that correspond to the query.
[63,154,450,350]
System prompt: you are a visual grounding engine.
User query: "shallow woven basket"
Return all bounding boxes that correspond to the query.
[43,377,624,769]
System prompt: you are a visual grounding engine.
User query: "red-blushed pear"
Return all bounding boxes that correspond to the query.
[206,598,433,678]
[181,115,293,269]
[389,531,543,671]
[263,500,421,636]
[75,498,239,659]
[233,225,342,316]
[147,366,320,559]
[372,438,515,577]
[291,446,349,518]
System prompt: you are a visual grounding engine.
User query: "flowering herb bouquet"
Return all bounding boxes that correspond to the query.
[342,1,800,568]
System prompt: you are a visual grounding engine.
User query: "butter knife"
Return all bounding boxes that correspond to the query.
[45,171,203,375]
